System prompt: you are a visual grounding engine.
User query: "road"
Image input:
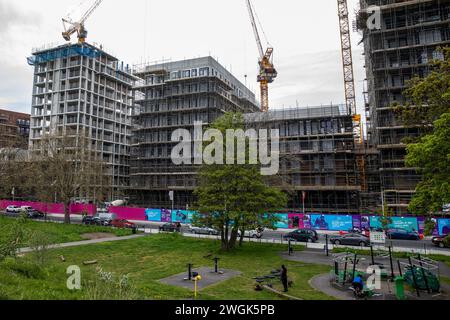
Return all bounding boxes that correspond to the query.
[3,211,449,254]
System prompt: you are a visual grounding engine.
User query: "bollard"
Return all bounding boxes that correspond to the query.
[388,246,395,279]
[370,245,375,266]
[214,257,220,273]
[397,260,403,277]
[187,263,193,281]
[325,235,329,257]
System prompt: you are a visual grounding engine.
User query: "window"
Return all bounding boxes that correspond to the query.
[191,69,198,77]
[182,70,190,78]
[199,67,209,76]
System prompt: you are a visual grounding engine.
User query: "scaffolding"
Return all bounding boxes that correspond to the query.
[360,0,450,213]
[129,57,259,207]
[245,105,361,214]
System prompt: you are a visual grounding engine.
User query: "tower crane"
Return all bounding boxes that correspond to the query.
[337,0,366,193]
[245,0,277,113]
[337,0,361,142]
[62,0,104,44]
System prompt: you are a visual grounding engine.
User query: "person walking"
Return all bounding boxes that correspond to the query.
[281,265,288,292]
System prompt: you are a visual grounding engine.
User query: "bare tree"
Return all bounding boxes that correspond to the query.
[0,135,33,201]
[31,130,111,224]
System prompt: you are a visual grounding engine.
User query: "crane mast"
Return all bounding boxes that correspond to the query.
[62,0,104,44]
[337,0,366,193]
[245,0,277,113]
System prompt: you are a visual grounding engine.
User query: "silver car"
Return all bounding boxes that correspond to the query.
[189,226,220,235]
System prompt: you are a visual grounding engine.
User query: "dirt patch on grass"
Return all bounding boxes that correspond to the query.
[80,233,117,240]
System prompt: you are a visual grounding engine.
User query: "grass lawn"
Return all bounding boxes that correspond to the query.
[0,233,333,300]
[0,215,133,247]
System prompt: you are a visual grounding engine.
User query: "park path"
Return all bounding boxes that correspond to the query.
[18,234,145,254]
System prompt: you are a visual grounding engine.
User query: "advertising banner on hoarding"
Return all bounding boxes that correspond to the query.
[287,213,311,229]
[145,209,161,222]
[172,210,196,224]
[438,219,450,236]
[310,214,353,231]
[361,216,370,231]
[161,209,172,223]
[275,214,289,229]
[370,216,419,232]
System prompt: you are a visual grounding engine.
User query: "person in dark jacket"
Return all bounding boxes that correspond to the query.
[281,265,288,292]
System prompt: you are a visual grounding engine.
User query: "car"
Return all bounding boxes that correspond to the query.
[25,208,45,219]
[283,229,319,243]
[330,233,371,247]
[82,215,101,226]
[386,228,420,240]
[432,235,450,248]
[188,226,219,235]
[110,219,135,229]
[159,223,180,233]
[238,229,264,239]
[5,205,22,214]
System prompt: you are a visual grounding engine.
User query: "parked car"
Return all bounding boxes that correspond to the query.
[159,223,180,233]
[82,215,101,226]
[386,228,420,240]
[238,229,264,239]
[283,229,319,243]
[330,233,371,247]
[25,208,45,219]
[5,205,22,214]
[188,226,219,235]
[432,235,450,248]
[110,219,136,229]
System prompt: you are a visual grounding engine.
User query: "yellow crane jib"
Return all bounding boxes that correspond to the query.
[246,0,277,113]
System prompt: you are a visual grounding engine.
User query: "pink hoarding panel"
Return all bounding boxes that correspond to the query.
[108,206,146,221]
[0,200,95,215]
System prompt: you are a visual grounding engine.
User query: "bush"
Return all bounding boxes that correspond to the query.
[27,230,51,266]
[444,235,450,248]
[424,219,437,237]
[0,216,28,262]
[83,267,141,300]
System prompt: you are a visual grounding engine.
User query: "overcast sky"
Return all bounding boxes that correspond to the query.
[0,0,365,116]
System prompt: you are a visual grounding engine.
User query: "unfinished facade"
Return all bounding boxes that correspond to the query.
[244,105,361,214]
[361,0,450,214]
[28,42,136,200]
[129,57,259,207]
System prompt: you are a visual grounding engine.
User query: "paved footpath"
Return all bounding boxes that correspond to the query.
[18,234,145,254]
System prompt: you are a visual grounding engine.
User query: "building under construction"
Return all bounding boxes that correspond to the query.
[28,42,136,200]
[129,57,259,207]
[129,59,362,213]
[360,0,450,214]
[244,105,361,214]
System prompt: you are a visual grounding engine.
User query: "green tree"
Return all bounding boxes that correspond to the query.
[405,113,450,214]
[194,113,287,251]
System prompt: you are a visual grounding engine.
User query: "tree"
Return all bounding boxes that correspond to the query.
[31,131,110,224]
[194,113,287,251]
[405,113,450,214]
[0,136,35,201]
[394,47,450,214]
[395,47,450,137]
